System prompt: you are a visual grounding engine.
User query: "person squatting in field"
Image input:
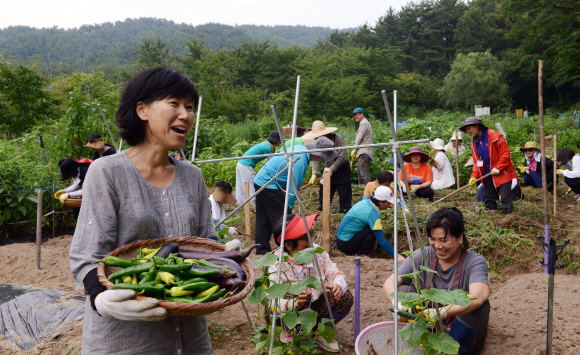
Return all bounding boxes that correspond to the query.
[557,148,580,203]
[383,207,490,355]
[267,213,353,353]
[304,120,352,214]
[398,146,435,201]
[461,117,519,215]
[519,142,556,191]
[253,137,336,255]
[336,186,406,263]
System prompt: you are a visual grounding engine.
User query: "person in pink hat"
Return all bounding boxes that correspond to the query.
[398,146,434,201]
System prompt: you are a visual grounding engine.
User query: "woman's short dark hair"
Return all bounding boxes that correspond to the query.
[215,180,232,194]
[377,171,394,185]
[426,207,468,249]
[557,148,575,165]
[273,214,299,253]
[58,157,80,181]
[116,67,199,146]
[369,196,381,207]
[87,133,102,142]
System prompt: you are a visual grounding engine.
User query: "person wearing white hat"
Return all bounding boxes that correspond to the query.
[444,131,465,156]
[429,138,456,190]
[304,120,352,213]
[336,186,406,262]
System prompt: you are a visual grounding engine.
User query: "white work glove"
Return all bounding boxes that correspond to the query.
[351,150,357,159]
[391,301,412,323]
[95,289,167,321]
[404,207,411,215]
[224,239,242,251]
[422,307,448,320]
[556,169,566,176]
[59,192,70,204]
[309,175,318,185]
[319,178,323,186]
[323,167,331,172]
[491,167,501,175]
[227,227,238,237]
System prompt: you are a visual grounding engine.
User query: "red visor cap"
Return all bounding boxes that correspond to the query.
[277,214,320,244]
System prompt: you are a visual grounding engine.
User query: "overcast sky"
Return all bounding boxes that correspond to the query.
[1,0,409,30]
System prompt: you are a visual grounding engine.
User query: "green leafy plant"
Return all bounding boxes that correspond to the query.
[248,247,336,354]
[391,254,475,355]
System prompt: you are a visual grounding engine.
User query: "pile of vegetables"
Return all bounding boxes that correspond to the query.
[93,243,256,304]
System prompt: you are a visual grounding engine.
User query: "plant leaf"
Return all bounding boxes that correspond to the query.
[265,283,290,299]
[399,318,429,347]
[395,291,420,304]
[282,311,300,329]
[419,265,439,275]
[318,320,337,343]
[427,332,460,354]
[420,288,472,307]
[252,253,279,268]
[298,308,317,334]
[247,286,266,305]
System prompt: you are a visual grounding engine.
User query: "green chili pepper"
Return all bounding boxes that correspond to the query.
[122,275,133,284]
[174,272,182,283]
[143,280,164,286]
[142,247,160,255]
[112,283,165,296]
[181,282,217,294]
[184,268,220,278]
[180,278,207,286]
[158,264,193,273]
[113,278,122,285]
[138,266,157,285]
[163,296,202,303]
[155,271,178,285]
[196,259,229,269]
[175,257,184,265]
[136,247,145,260]
[107,262,154,281]
[152,256,167,265]
[206,289,227,302]
[166,286,194,297]
[91,256,141,268]
[138,272,147,280]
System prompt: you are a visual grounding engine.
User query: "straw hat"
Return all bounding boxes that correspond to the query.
[429,138,446,151]
[465,155,474,167]
[302,121,337,141]
[213,187,237,205]
[519,141,539,152]
[450,131,463,141]
[403,146,430,163]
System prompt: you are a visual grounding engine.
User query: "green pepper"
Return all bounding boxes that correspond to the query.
[142,247,160,255]
[184,268,220,278]
[152,256,167,265]
[166,286,195,297]
[113,278,122,285]
[181,282,217,294]
[138,272,148,280]
[196,259,229,269]
[163,290,222,303]
[155,271,178,285]
[143,280,164,286]
[206,289,227,302]
[135,247,145,260]
[122,275,133,284]
[139,266,157,285]
[175,257,184,265]
[163,296,202,303]
[108,262,154,281]
[180,278,207,286]
[91,256,141,268]
[112,283,165,296]
[158,264,193,273]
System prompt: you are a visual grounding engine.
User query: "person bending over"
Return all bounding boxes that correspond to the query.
[383,207,490,355]
[54,157,90,220]
[268,213,353,353]
[336,186,406,262]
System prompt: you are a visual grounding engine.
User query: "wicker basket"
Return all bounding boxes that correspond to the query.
[63,197,82,208]
[97,236,255,317]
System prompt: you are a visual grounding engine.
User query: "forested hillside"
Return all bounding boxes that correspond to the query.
[0,18,349,74]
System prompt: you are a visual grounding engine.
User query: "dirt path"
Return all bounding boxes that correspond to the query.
[1,235,579,354]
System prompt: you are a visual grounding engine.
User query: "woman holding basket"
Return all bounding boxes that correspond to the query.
[70,67,217,354]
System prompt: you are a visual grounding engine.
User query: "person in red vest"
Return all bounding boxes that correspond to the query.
[460,117,518,215]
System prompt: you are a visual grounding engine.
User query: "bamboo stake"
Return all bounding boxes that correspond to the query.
[244,182,251,243]
[322,170,331,251]
[36,189,43,270]
[299,176,323,190]
[428,173,492,207]
[554,134,557,218]
[455,130,460,189]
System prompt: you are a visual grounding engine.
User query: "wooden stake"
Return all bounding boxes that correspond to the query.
[455,130,460,189]
[553,134,557,218]
[428,173,492,207]
[244,182,251,243]
[322,170,331,251]
[36,189,43,270]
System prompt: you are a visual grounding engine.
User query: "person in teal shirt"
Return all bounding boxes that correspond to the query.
[336,186,406,262]
[235,131,281,203]
[254,137,336,255]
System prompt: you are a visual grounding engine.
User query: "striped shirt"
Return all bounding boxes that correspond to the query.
[70,152,216,355]
[355,118,373,159]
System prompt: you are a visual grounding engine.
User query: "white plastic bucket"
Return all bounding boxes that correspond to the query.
[355,321,423,355]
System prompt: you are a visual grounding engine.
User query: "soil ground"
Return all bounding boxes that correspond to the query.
[1,185,580,354]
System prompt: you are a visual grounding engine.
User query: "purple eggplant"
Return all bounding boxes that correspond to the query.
[205,257,246,282]
[156,243,179,259]
[216,278,246,290]
[178,244,258,262]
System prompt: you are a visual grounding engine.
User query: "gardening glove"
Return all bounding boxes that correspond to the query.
[351,150,357,159]
[422,307,448,320]
[556,169,566,176]
[491,167,501,175]
[59,192,70,204]
[309,175,318,186]
[468,177,477,187]
[224,239,242,251]
[95,289,167,321]
[54,190,66,199]
[227,227,238,237]
[409,185,418,193]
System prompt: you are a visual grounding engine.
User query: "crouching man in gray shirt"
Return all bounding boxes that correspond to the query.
[383,207,490,354]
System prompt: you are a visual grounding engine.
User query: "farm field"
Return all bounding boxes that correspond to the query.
[1,185,579,355]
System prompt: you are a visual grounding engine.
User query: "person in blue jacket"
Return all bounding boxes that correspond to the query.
[336,186,406,263]
[235,131,281,203]
[253,137,336,255]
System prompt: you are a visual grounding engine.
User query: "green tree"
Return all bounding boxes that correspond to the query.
[455,0,510,55]
[136,34,176,69]
[0,55,55,136]
[438,51,509,110]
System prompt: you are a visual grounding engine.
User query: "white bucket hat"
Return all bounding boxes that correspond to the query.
[450,131,463,141]
[374,186,396,205]
[429,138,446,151]
[302,120,337,141]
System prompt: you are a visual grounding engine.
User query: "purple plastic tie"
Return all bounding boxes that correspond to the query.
[544,225,549,274]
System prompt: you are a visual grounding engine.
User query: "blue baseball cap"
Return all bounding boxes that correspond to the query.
[352,108,364,115]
